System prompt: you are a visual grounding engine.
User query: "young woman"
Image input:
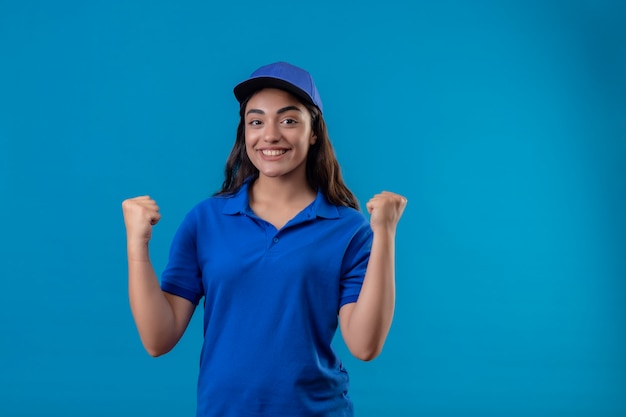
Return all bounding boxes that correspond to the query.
[122,62,407,417]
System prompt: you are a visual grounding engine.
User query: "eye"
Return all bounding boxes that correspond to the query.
[248,119,262,126]
[281,118,298,125]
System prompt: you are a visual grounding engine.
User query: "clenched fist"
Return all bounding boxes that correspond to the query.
[366,191,407,233]
[122,196,161,245]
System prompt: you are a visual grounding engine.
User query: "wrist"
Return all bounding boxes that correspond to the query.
[127,239,151,262]
[371,224,396,238]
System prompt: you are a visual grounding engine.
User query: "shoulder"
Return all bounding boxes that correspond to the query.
[316,192,368,225]
[336,205,367,221]
[186,193,240,217]
[321,204,372,244]
[174,193,238,227]
[332,204,369,226]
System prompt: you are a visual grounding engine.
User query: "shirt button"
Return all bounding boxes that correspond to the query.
[273,237,279,243]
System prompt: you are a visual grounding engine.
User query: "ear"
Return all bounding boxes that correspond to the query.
[310,133,317,145]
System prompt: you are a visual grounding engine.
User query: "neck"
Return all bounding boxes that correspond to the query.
[251,175,316,204]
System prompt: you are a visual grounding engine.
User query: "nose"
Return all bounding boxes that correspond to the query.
[263,122,280,143]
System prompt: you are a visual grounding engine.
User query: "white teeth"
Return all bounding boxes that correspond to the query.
[261,149,287,156]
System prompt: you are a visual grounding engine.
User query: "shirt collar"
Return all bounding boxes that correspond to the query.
[221,179,340,219]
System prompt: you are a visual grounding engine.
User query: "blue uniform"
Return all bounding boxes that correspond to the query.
[161,180,373,417]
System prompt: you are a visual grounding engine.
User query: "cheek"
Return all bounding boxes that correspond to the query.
[243,132,254,151]
[241,134,254,160]
[245,142,255,161]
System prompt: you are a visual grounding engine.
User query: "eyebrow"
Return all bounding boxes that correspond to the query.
[246,106,303,116]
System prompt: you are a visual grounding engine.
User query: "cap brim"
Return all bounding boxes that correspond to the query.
[233,77,315,108]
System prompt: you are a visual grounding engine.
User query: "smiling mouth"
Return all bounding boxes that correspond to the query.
[261,149,287,156]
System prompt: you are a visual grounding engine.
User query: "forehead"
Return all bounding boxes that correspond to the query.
[245,88,306,110]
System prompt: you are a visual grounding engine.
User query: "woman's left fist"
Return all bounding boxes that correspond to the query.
[366,191,407,232]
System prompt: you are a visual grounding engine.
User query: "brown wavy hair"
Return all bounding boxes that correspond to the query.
[215,96,360,210]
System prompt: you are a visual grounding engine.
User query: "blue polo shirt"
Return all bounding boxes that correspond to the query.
[160,181,373,417]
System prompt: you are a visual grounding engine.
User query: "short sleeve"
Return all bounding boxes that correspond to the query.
[160,210,204,305]
[338,221,373,309]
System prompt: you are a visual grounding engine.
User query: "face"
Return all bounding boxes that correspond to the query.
[244,88,316,182]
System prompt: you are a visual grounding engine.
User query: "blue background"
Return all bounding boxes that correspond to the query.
[1,1,625,416]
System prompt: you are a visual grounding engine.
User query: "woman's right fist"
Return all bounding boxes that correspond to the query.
[122,196,161,244]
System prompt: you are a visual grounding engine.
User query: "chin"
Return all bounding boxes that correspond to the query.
[259,171,287,179]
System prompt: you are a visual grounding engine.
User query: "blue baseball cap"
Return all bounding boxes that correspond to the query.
[233,62,323,113]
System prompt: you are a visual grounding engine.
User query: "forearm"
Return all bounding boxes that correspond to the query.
[341,228,396,360]
[127,242,177,356]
